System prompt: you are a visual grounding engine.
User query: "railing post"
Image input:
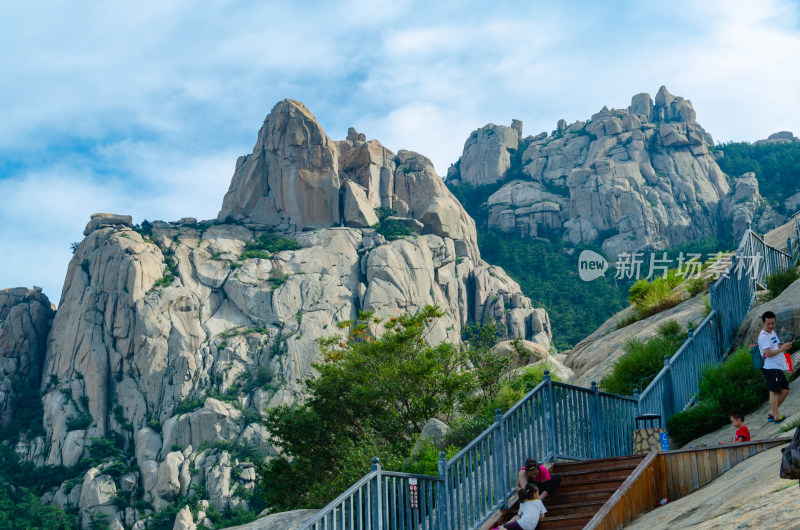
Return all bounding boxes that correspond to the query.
[371,457,382,530]
[633,387,640,418]
[493,408,508,509]
[661,356,673,428]
[590,381,602,459]
[543,370,557,462]
[709,282,721,356]
[437,452,450,530]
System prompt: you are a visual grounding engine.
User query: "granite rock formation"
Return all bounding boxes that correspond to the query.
[452,87,784,257]
[4,100,552,529]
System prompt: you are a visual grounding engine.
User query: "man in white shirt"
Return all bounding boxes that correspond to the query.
[758,311,794,423]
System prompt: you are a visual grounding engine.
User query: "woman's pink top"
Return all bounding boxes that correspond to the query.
[521,465,551,482]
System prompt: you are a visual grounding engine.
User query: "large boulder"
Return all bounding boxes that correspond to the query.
[736,277,800,348]
[0,287,54,428]
[224,509,318,530]
[219,100,340,229]
[457,123,520,186]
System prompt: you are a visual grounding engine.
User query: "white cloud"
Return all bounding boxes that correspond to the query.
[1,0,799,299]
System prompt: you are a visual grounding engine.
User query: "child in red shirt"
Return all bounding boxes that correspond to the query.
[729,409,750,443]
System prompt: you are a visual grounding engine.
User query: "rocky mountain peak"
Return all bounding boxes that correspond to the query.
[450,87,784,256]
[218,99,481,261]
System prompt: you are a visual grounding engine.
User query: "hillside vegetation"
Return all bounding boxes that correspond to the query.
[717,141,800,213]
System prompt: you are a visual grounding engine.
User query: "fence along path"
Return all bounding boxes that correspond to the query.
[299,228,793,530]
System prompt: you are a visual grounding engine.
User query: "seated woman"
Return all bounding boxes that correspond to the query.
[516,458,561,501]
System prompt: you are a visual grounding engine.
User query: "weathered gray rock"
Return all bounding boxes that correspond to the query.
[79,468,119,530]
[224,509,318,530]
[218,100,484,264]
[736,277,800,348]
[173,505,196,530]
[219,100,340,229]
[723,172,784,236]
[157,451,184,500]
[565,292,703,387]
[0,287,53,428]
[457,123,520,186]
[13,99,553,526]
[478,87,783,255]
[755,130,799,145]
[84,213,134,236]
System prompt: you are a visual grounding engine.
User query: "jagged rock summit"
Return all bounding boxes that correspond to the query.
[450,86,785,257]
[219,99,480,260]
[3,100,552,529]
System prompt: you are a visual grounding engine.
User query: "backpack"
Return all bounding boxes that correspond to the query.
[780,424,800,479]
[750,343,764,370]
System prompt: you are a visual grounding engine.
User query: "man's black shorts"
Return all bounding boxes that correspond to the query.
[762,368,789,393]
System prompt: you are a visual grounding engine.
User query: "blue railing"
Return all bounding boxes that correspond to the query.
[789,214,800,266]
[301,460,445,530]
[299,228,793,530]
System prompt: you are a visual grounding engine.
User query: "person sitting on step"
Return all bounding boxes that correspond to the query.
[516,457,561,501]
[494,483,547,530]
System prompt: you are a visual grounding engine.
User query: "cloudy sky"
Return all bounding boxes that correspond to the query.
[2,0,799,303]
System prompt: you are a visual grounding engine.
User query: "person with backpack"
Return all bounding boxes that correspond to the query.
[758,311,794,423]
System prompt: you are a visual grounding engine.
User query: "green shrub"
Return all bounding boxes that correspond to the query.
[667,401,727,448]
[268,271,289,290]
[175,396,206,415]
[686,276,707,296]
[628,270,684,318]
[764,267,799,301]
[373,217,419,241]
[153,249,179,288]
[697,347,768,412]
[66,414,93,431]
[402,438,460,476]
[667,347,769,447]
[240,231,300,260]
[0,485,77,530]
[599,320,686,396]
[616,312,640,329]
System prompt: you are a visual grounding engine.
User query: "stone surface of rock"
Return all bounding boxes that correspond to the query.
[459,87,783,256]
[16,99,552,527]
[565,292,703,386]
[0,287,54,428]
[173,505,196,530]
[223,509,318,530]
[457,123,520,186]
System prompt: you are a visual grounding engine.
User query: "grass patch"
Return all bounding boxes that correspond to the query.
[600,320,686,396]
[628,270,684,318]
[764,267,799,301]
[240,231,300,260]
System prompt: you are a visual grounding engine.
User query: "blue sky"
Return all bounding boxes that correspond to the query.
[2,0,799,304]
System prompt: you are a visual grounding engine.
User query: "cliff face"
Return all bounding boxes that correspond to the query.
[450,87,784,256]
[0,287,54,429]
[3,100,552,528]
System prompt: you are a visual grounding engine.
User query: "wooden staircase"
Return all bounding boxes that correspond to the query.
[491,455,646,530]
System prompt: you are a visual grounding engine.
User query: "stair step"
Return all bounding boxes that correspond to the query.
[545,500,606,517]
[544,488,616,506]
[556,466,638,482]
[557,462,641,477]
[538,513,594,529]
[558,477,626,492]
[553,455,644,472]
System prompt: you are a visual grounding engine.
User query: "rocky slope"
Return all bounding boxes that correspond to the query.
[449,87,784,257]
[2,100,552,529]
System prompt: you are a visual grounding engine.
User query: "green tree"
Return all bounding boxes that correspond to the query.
[258,306,476,510]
